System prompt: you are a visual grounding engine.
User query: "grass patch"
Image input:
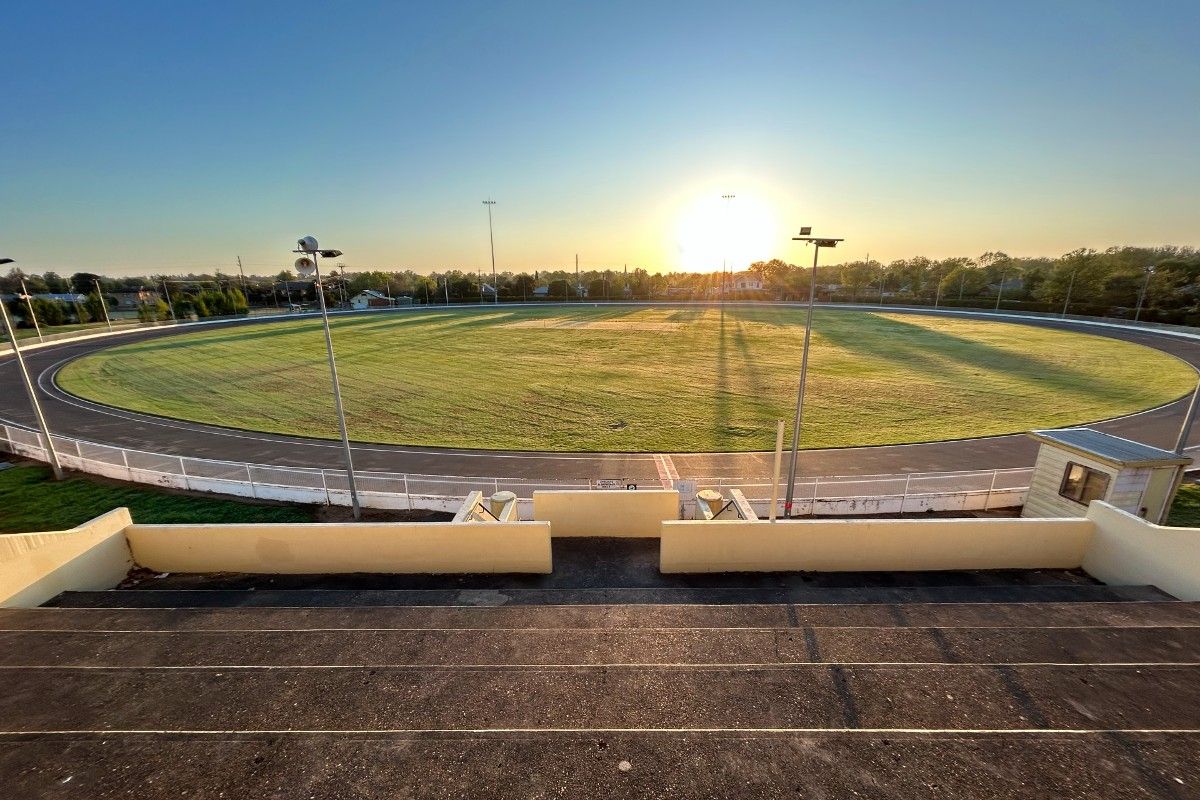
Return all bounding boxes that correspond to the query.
[1166,482,1200,527]
[58,305,1197,452]
[0,464,315,533]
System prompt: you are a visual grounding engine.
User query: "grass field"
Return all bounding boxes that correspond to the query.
[0,464,315,533]
[57,306,1197,452]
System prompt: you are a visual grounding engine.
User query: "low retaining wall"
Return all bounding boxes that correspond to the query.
[1083,503,1200,600]
[533,490,679,537]
[0,509,133,607]
[125,520,553,574]
[660,516,1093,573]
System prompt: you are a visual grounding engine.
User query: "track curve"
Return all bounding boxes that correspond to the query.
[3,305,1200,481]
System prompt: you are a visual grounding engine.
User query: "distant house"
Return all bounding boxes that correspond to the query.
[31,293,87,304]
[111,288,159,309]
[532,286,549,298]
[732,271,763,291]
[350,290,394,309]
[988,278,1024,295]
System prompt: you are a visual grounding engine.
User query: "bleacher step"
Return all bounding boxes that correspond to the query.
[6,600,1200,630]
[3,664,1196,732]
[47,583,1175,608]
[4,731,1197,800]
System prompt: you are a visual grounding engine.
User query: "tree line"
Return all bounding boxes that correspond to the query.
[5,245,1200,330]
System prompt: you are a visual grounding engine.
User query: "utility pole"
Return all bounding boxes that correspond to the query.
[18,279,43,342]
[1134,266,1155,322]
[575,254,580,302]
[93,279,113,332]
[1061,270,1077,318]
[161,277,178,323]
[783,230,843,518]
[0,265,63,480]
[722,194,735,307]
[483,199,498,304]
[236,256,248,297]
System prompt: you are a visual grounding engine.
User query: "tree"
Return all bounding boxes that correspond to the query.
[839,260,881,301]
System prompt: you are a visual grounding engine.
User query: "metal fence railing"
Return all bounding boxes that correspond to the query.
[0,422,1032,518]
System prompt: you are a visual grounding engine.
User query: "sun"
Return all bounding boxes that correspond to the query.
[674,193,781,272]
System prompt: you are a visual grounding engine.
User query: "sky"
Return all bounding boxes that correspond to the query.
[2,0,1198,277]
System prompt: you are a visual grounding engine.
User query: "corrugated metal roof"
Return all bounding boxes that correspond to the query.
[1030,428,1191,467]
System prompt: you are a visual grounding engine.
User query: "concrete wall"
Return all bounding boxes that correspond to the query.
[125,521,553,574]
[660,516,1094,573]
[1083,502,1200,600]
[0,508,133,607]
[532,490,679,537]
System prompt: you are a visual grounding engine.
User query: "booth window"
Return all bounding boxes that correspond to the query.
[1059,462,1110,505]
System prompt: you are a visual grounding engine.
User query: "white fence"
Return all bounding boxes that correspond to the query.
[0,423,1031,518]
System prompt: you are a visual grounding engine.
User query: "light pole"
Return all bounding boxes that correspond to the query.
[994,266,1006,311]
[18,278,43,342]
[293,236,362,520]
[0,258,64,480]
[483,199,498,304]
[1061,270,1077,319]
[93,279,113,332]
[1134,266,1155,322]
[161,277,178,323]
[721,194,735,306]
[783,229,843,518]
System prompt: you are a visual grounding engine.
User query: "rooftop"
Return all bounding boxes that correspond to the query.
[1030,427,1192,467]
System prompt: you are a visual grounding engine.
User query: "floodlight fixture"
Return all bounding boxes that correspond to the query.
[318,249,343,259]
[297,236,319,253]
[0,258,13,265]
[797,226,812,236]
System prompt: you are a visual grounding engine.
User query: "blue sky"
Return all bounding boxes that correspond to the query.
[3,1,1198,275]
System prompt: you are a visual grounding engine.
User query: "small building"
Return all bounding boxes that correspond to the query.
[1022,428,1191,523]
[111,288,159,309]
[350,290,394,309]
[732,271,763,291]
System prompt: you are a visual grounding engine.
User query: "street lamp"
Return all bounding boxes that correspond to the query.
[93,278,113,332]
[18,278,42,342]
[483,199,498,304]
[293,236,362,520]
[1134,266,1155,323]
[1061,269,1078,319]
[0,258,64,480]
[782,229,843,518]
[721,194,735,305]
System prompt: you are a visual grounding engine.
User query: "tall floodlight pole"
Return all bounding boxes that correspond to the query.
[161,277,178,323]
[0,259,63,480]
[93,279,113,332]
[721,194,735,306]
[1134,266,1155,322]
[1061,270,1077,319]
[483,200,498,304]
[293,237,362,521]
[18,279,43,342]
[783,230,843,518]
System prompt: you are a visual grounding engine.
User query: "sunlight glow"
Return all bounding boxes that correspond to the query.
[673,193,781,272]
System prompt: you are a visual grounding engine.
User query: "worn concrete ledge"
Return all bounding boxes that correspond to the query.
[0,508,133,607]
[660,517,1094,573]
[533,490,679,537]
[125,521,553,574]
[1084,502,1200,600]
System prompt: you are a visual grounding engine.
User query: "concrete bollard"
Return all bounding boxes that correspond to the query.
[697,489,723,518]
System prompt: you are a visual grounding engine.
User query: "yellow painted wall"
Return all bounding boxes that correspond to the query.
[660,516,1093,573]
[125,520,553,574]
[0,508,133,607]
[1083,501,1200,600]
[532,490,679,537]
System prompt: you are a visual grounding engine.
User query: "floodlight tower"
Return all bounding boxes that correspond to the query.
[18,278,43,342]
[293,236,362,520]
[483,199,498,304]
[721,194,735,305]
[0,258,63,480]
[782,228,844,518]
[1134,266,1156,322]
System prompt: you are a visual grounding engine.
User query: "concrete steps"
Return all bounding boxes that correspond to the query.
[3,585,1198,797]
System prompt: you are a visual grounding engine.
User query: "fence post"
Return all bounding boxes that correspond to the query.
[321,469,332,506]
[494,478,500,494]
[811,477,820,517]
[404,474,412,510]
[901,473,913,514]
[178,457,190,491]
[120,449,133,482]
[985,469,999,510]
[246,464,257,499]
